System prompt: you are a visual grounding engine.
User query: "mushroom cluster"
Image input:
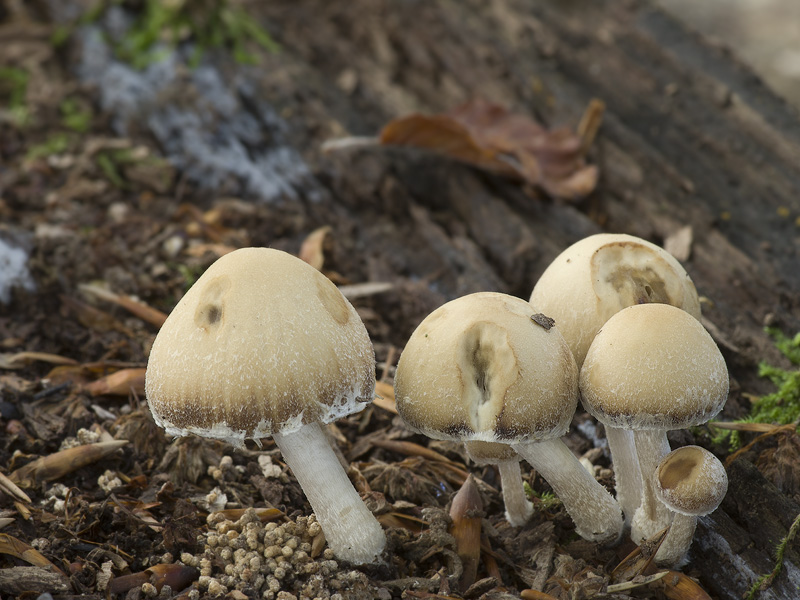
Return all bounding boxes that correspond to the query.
[145,248,386,565]
[528,233,729,565]
[146,232,728,574]
[391,232,728,565]
[393,292,623,543]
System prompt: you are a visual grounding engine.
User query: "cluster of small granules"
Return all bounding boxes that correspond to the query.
[178,508,388,600]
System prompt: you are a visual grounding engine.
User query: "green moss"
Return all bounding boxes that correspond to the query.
[60,97,93,133]
[712,328,800,448]
[523,481,561,510]
[0,66,31,126]
[25,133,72,160]
[74,0,279,69]
[746,511,800,599]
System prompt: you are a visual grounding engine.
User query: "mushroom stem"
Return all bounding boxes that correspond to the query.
[605,427,642,527]
[513,437,623,544]
[631,430,673,543]
[497,459,534,527]
[655,514,697,567]
[272,421,386,564]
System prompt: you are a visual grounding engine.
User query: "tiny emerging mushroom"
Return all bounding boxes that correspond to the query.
[579,303,729,545]
[530,232,701,526]
[145,247,386,564]
[653,445,728,567]
[394,292,623,543]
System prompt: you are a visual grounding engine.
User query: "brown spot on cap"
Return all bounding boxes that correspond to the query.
[194,275,231,331]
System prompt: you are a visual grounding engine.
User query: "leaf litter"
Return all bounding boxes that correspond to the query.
[0,2,755,599]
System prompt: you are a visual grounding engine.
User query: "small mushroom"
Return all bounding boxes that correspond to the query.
[394,292,623,543]
[580,303,728,544]
[653,445,728,566]
[530,233,701,525]
[464,440,533,527]
[145,247,386,564]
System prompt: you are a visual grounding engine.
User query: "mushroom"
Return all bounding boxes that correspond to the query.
[145,247,386,564]
[579,303,728,544]
[394,292,623,543]
[530,233,701,525]
[653,445,728,566]
[530,233,701,368]
[464,440,533,527]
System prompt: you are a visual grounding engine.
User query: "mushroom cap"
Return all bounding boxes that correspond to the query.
[530,233,701,367]
[654,445,728,516]
[394,292,579,445]
[145,247,375,447]
[579,303,728,430]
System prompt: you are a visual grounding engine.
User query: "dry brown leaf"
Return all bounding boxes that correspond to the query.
[664,225,694,262]
[9,440,128,488]
[371,439,457,465]
[211,508,284,522]
[650,570,713,600]
[380,98,601,200]
[108,563,199,595]
[449,474,482,591]
[373,381,398,413]
[79,283,168,328]
[299,226,332,271]
[610,528,668,583]
[61,295,135,336]
[0,533,64,574]
[0,471,31,503]
[0,352,78,370]
[82,368,146,397]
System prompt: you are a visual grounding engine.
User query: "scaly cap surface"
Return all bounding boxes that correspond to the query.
[145,247,375,447]
[394,292,578,444]
[580,303,728,430]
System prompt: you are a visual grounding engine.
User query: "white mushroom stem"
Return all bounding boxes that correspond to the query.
[512,437,623,544]
[497,459,534,527]
[272,421,386,564]
[605,427,642,527]
[631,430,673,543]
[654,513,698,567]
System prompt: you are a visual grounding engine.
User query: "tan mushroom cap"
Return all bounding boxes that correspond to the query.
[145,247,375,447]
[655,445,728,516]
[394,292,578,444]
[580,303,728,430]
[530,233,701,367]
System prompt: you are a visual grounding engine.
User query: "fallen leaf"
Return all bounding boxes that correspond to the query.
[664,225,693,262]
[610,528,668,583]
[299,226,332,271]
[371,439,458,465]
[449,474,482,591]
[82,368,146,397]
[0,533,64,574]
[373,381,398,413]
[0,352,78,370]
[9,440,128,488]
[649,570,713,600]
[79,283,168,328]
[108,563,199,595]
[380,98,602,200]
